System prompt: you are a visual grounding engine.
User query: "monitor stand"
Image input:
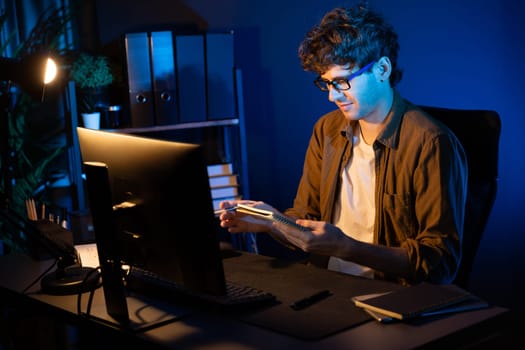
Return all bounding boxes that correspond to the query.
[84,161,130,325]
[41,265,100,295]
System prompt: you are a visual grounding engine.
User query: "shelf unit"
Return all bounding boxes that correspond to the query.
[66,70,255,251]
[111,117,247,188]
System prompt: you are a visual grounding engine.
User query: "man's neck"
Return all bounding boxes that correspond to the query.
[359,89,394,145]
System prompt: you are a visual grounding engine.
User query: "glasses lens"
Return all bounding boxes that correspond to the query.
[333,79,350,91]
[314,78,329,91]
[314,78,351,92]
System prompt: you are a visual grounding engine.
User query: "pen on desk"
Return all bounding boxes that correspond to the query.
[214,206,238,216]
[290,289,332,310]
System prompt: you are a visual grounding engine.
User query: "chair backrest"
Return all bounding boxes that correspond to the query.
[419,105,501,289]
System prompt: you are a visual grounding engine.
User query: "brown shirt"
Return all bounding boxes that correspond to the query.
[285,91,468,284]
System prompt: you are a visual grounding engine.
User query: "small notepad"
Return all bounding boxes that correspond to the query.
[236,204,309,231]
[352,282,478,320]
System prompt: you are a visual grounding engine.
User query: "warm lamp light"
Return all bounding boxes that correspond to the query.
[44,58,58,84]
[0,52,58,101]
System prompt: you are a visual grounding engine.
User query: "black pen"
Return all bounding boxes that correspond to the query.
[290,290,332,310]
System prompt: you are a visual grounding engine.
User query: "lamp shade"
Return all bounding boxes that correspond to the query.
[0,52,57,100]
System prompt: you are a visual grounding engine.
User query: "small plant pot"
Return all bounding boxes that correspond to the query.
[81,112,101,129]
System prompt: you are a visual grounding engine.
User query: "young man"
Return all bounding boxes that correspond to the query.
[219,5,467,285]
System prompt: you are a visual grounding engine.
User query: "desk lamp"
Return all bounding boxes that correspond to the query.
[0,52,100,295]
[0,52,57,100]
[1,52,57,208]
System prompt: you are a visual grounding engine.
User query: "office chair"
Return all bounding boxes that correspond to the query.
[419,105,501,289]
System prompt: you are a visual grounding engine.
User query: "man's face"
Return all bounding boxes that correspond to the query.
[319,63,385,122]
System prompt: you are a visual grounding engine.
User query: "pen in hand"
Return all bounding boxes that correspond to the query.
[290,290,332,310]
[214,206,238,216]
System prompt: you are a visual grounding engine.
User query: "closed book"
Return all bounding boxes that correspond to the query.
[124,32,155,127]
[207,163,233,177]
[209,174,238,188]
[205,32,236,120]
[352,282,474,320]
[355,293,488,323]
[210,186,239,199]
[150,31,178,125]
[175,34,207,123]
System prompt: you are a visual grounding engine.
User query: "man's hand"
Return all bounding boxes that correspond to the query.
[218,200,275,233]
[275,219,353,258]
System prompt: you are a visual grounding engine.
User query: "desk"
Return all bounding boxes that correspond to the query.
[0,252,512,349]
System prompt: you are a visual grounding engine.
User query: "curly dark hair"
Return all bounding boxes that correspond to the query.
[298,5,403,86]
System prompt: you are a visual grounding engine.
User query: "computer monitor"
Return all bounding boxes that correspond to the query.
[76,127,227,298]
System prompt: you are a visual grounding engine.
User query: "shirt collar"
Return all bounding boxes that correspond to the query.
[375,90,406,149]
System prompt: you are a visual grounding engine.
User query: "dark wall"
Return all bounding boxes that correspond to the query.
[94,0,525,312]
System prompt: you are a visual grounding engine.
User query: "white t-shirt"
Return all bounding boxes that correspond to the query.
[328,125,376,278]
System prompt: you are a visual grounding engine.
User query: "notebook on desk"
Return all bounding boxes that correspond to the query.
[352,282,489,322]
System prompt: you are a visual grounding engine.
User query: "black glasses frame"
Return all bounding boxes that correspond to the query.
[314,61,376,92]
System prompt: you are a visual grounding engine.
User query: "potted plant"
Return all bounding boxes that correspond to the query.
[69,53,114,128]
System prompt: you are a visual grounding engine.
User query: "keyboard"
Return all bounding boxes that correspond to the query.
[125,266,276,307]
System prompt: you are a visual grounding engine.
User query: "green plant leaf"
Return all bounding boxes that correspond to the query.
[1,4,75,252]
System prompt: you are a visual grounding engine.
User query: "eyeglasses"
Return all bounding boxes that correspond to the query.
[314,61,376,92]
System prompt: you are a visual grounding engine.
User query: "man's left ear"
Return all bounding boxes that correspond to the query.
[376,56,392,81]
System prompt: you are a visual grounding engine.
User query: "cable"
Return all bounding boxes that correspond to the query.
[21,258,57,294]
[76,266,102,317]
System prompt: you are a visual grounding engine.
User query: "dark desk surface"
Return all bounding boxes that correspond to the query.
[0,251,512,349]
